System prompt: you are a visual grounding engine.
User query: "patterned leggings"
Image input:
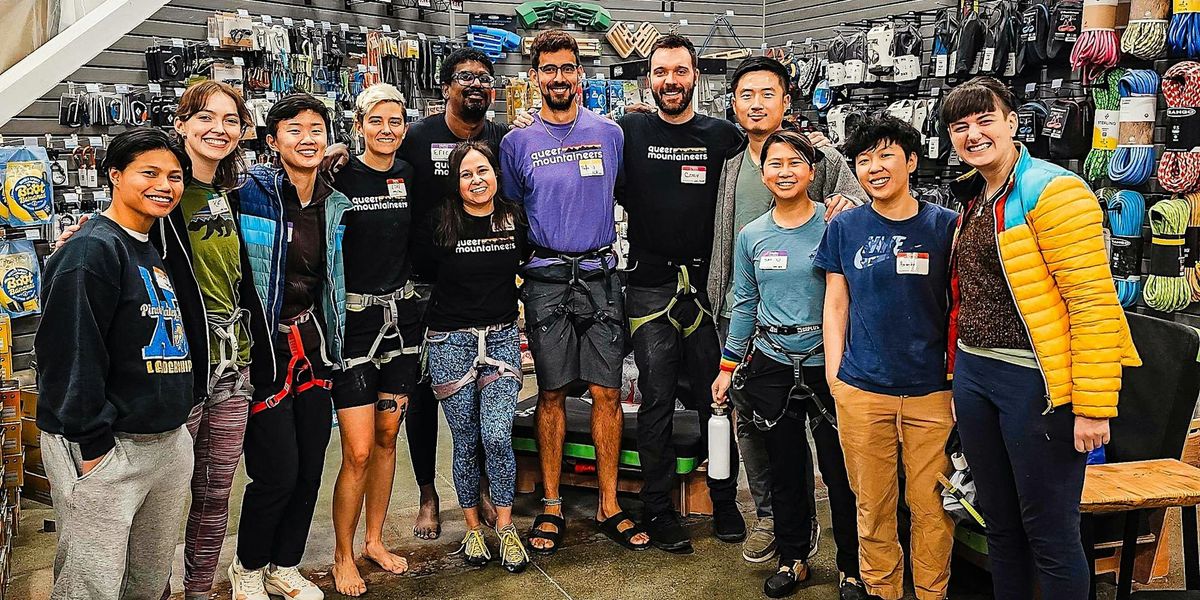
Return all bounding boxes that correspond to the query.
[426,322,521,508]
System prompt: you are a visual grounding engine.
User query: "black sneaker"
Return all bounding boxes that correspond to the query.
[713,500,747,542]
[764,559,810,598]
[839,576,879,600]
[645,512,693,554]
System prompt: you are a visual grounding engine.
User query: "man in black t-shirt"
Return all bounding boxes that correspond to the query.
[616,35,746,553]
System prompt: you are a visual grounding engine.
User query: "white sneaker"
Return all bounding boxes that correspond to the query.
[227,560,269,600]
[265,565,324,600]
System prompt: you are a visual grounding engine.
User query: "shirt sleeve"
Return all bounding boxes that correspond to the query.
[721,229,760,371]
[499,136,524,204]
[813,217,843,274]
[35,263,120,460]
[814,147,865,204]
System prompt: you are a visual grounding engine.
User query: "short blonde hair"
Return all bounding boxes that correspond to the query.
[355,83,406,122]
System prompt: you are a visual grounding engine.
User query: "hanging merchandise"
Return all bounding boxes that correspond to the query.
[866,22,896,77]
[0,240,41,318]
[1105,188,1146,307]
[912,99,931,138]
[1123,0,1170,59]
[827,104,851,146]
[0,146,53,227]
[980,2,1019,77]
[932,9,958,78]
[826,36,847,89]
[1186,192,1200,301]
[886,99,915,123]
[892,20,922,83]
[584,79,608,114]
[1070,0,1121,81]
[1085,68,1125,180]
[1018,1,1053,71]
[1168,0,1200,58]
[1144,197,1194,312]
[1016,100,1051,158]
[954,8,985,76]
[1159,61,1200,193]
[1109,69,1160,186]
[812,80,833,110]
[1045,95,1094,159]
[925,96,951,160]
[843,32,868,87]
[1049,0,1084,62]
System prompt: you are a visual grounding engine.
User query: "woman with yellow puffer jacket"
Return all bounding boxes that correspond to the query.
[941,76,1140,600]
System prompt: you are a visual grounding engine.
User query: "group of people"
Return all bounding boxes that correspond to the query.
[33,25,1139,600]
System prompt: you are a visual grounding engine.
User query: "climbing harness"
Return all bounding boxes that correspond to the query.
[248,310,332,416]
[627,262,713,338]
[208,307,249,390]
[524,246,622,343]
[342,281,419,369]
[428,323,523,400]
[730,326,836,432]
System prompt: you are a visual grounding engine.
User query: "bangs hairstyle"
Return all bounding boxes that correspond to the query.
[759,129,824,167]
[440,47,495,85]
[437,141,524,248]
[940,76,1018,125]
[731,56,789,94]
[175,80,250,190]
[355,83,406,122]
[844,113,923,161]
[530,29,580,69]
[102,127,191,191]
[265,93,331,138]
[649,33,697,68]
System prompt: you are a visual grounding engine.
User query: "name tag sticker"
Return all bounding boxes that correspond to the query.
[431,143,454,162]
[579,158,604,177]
[681,165,706,184]
[286,222,294,243]
[387,178,407,199]
[896,252,930,275]
[207,194,230,216]
[760,250,788,270]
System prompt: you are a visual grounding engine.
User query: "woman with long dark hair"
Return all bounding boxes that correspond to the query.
[421,141,530,573]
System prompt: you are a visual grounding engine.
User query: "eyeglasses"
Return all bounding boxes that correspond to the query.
[452,71,496,87]
[537,63,580,76]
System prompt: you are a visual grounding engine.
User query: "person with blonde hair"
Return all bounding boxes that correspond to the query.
[328,83,419,596]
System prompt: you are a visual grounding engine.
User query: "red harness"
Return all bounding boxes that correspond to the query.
[249,314,332,416]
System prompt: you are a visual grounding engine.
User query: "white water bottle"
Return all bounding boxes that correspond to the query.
[708,403,732,480]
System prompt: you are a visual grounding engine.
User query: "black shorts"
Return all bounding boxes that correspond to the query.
[521,264,626,390]
[333,297,422,410]
[341,297,422,360]
[331,354,420,410]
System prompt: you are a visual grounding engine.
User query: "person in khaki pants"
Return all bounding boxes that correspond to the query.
[814,114,959,600]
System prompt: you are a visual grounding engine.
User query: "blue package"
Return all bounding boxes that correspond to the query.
[0,146,54,228]
[584,79,609,114]
[0,239,42,318]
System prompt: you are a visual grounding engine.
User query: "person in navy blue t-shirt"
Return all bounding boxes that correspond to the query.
[813,114,959,600]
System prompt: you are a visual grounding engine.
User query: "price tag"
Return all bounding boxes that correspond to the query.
[88,136,103,147]
[115,84,129,94]
[927,136,940,158]
[382,24,392,32]
[321,21,331,31]
[518,72,527,80]
[172,38,184,47]
[208,37,221,47]
[237,9,249,17]
[806,37,813,44]
[406,108,419,117]
[343,110,354,118]
[262,15,272,24]
[486,110,496,119]
[398,29,407,37]
[21,137,37,147]
[304,19,315,28]
[233,56,245,66]
[340,23,349,32]
[931,87,941,96]
[368,65,379,73]
[418,32,427,40]
[327,91,337,99]
[760,42,768,50]
[948,150,961,166]
[439,35,447,43]
[282,17,293,26]
[934,54,947,77]
[357,64,367,73]
[175,88,185,97]
[593,58,602,66]
[64,192,79,201]
[726,10,735,16]
[85,83,100,93]
[64,136,79,149]
[93,190,108,202]
[149,83,162,94]
[1051,78,1063,89]
[679,19,689,26]
[266,91,277,100]
[786,40,794,48]
[981,47,996,72]
[23,229,38,240]
[359,26,367,34]
[1026,82,1037,94]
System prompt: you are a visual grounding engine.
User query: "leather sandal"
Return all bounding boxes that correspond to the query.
[527,497,566,556]
[596,511,650,551]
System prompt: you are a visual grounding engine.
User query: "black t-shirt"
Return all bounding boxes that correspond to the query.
[334,155,415,295]
[36,215,193,459]
[398,113,509,281]
[425,211,526,331]
[616,112,743,286]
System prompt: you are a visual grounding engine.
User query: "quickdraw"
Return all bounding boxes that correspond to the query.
[342,283,420,370]
[249,311,332,416]
[428,323,523,400]
[627,263,713,339]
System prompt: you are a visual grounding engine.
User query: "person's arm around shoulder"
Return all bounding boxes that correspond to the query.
[815,146,865,221]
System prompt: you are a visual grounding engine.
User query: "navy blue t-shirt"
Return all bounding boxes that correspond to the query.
[813,201,959,395]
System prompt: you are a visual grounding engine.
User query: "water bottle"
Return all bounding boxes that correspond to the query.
[708,403,732,480]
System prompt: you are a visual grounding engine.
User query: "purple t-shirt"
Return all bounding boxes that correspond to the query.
[500,108,623,257]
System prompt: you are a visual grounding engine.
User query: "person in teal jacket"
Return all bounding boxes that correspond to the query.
[228,93,351,600]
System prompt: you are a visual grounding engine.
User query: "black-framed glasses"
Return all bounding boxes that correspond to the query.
[537,63,579,76]
[451,71,496,87]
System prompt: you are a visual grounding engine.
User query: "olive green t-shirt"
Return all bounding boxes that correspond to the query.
[180,182,250,366]
[723,151,776,318]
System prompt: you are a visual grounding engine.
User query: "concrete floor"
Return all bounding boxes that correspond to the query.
[6,399,1153,599]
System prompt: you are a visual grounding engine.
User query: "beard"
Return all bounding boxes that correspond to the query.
[542,84,576,111]
[457,90,490,121]
[652,84,695,116]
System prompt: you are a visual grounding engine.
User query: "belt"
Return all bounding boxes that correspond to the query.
[627,264,713,338]
[731,326,835,431]
[344,282,419,369]
[427,323,522,400]
[249,310,332,416]
[524,246,620,341]
[208,308,249,390]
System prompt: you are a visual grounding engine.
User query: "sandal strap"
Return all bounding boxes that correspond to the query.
[532,513,566,529]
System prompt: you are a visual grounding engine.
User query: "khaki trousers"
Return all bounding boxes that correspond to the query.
[830,378,955,600]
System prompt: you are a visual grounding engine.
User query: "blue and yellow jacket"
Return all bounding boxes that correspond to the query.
[949,146,1141,418]
[237,164,351,382]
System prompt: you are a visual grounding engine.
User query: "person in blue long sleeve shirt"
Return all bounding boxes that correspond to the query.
[712,130,863,599]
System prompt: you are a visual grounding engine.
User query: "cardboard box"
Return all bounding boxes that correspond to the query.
[22,471,48,506]
[0,383,17,423]
[19,418,35,448]
[2,455,22,488]
[0,423,18,456]
[19,390,34,420]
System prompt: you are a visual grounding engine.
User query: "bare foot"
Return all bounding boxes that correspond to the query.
[479,493,499,529]
[530,503,564,551]
[363,540,409,574]
[413,485,441,540]
[332,555,366,597]
[598,505,650,547]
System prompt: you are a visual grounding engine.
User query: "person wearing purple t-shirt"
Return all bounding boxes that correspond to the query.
[499,30,649,555]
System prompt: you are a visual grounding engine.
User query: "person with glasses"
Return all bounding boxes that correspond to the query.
[500,29,649,555]
[712,130,860,598]
[329,83,417,597]
[816,114,959,600]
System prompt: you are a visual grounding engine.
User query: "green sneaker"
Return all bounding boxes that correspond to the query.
[497,524,531,573]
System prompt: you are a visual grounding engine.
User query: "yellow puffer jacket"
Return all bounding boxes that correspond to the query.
[949,147,1141,418]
